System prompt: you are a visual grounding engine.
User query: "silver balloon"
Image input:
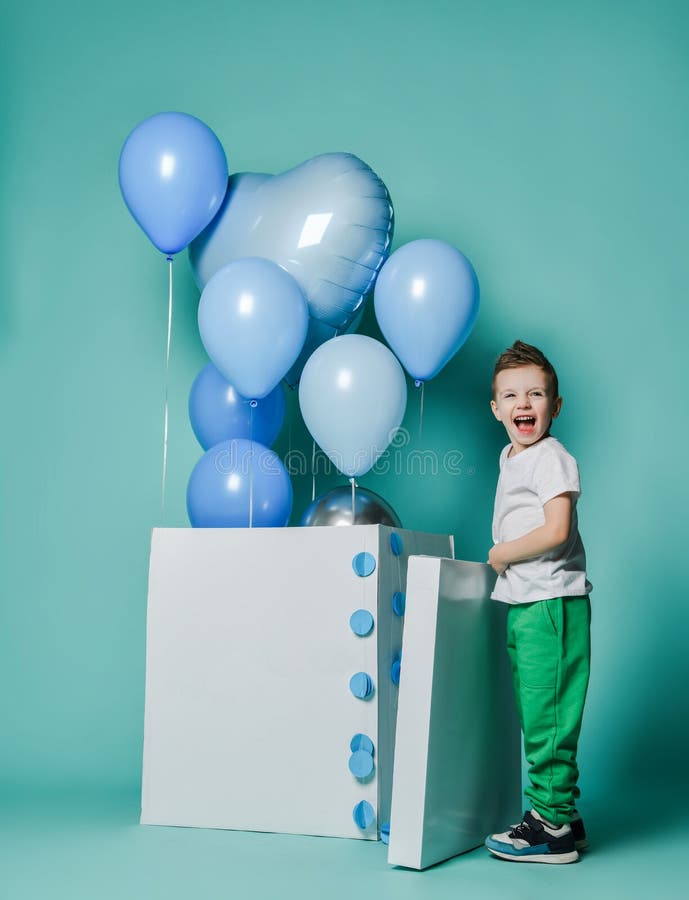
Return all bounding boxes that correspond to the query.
[300,485,402,527]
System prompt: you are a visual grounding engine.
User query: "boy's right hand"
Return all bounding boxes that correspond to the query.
[487,544,508,576]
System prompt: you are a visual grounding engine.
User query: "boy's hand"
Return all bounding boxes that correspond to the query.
[487,495,573,574]
[488,544,509,576]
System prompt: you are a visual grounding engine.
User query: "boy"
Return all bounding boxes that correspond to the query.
[484,340,591,864]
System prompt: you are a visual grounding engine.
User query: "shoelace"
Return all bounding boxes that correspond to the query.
[509,818,543,839]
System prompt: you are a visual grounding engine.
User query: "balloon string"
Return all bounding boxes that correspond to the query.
[416,380,425,448]
[249,402,256,528]
[161,255,174,521]
[350,476,356,523]
[311,440,316,502]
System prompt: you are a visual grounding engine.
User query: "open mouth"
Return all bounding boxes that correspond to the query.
[513,415,536,434]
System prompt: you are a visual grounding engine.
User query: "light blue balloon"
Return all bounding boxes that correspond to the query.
[118,112,228,255]
[189,154,394,330]
[187,439,293,528]
[299,335,407,477]
[189,363,286,450]
[374,239,480,381]
[198,258,308,400]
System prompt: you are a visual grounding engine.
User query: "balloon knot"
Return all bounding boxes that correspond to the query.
[166,255,174,263]
[414,379,424,388]
[249,400,258,408]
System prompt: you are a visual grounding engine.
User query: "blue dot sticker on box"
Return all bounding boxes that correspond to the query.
[390,532,403,556]
[391,657,401,686]
[349,609,374,636]
[350,733,375,755]
[353,800,376,830]
[392,591,406,616]
[348,749,375,779]
[380,821,391,844]
[349,672,374,699]
[352,552,376,577]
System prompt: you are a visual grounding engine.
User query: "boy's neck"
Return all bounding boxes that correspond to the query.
[507,431,552,458]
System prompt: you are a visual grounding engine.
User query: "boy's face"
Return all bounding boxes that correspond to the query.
[490,364,562,454]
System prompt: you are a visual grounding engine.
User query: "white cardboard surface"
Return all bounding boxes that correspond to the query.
[387,557,521,869]
[141,525,452,839]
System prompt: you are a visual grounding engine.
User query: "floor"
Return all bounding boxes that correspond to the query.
[2,788,685,900]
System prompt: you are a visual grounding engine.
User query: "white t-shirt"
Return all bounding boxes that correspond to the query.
[491,436,592,605]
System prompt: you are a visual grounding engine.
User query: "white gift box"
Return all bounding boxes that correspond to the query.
[141,526,520,868]
[388,556,521,868]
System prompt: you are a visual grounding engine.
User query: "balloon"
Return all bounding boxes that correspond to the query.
[374,239,480,381]
[198,258,308,400]
[189,154,394,330]
[300,485,402,527]
[187,439,293,527]
[189,363,285,450]
[299,335,407,478]
[118,111,228,255]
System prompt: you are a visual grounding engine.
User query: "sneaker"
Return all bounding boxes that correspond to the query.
[507,812,589,851]
[571,816,589,851]
[485,810,579,864]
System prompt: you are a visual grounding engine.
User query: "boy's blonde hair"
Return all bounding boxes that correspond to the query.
[492,340,559,398]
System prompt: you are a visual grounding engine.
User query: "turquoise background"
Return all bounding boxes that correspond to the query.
[2,0,687,896]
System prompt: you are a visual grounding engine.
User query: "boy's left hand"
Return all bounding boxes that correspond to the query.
[488,544,509,576]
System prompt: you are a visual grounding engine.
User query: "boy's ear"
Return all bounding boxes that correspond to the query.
[490,399,502,421]
[552,396,563,419]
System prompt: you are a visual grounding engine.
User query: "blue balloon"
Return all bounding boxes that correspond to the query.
[187,439,293,527]
[299,335,407,477]
[198,258,308,400]
[374,239,480,381]
[189,154,394,330]
[189,363,286,450]
[119,112,228,255]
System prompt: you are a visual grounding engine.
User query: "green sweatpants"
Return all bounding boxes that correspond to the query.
[506,595,591,825]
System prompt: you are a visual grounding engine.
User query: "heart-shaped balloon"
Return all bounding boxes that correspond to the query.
[189,153,394,331]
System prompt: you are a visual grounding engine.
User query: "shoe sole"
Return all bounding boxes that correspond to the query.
[486,846,580,864]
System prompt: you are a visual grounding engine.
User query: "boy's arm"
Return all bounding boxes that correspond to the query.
[488,493,572,575]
